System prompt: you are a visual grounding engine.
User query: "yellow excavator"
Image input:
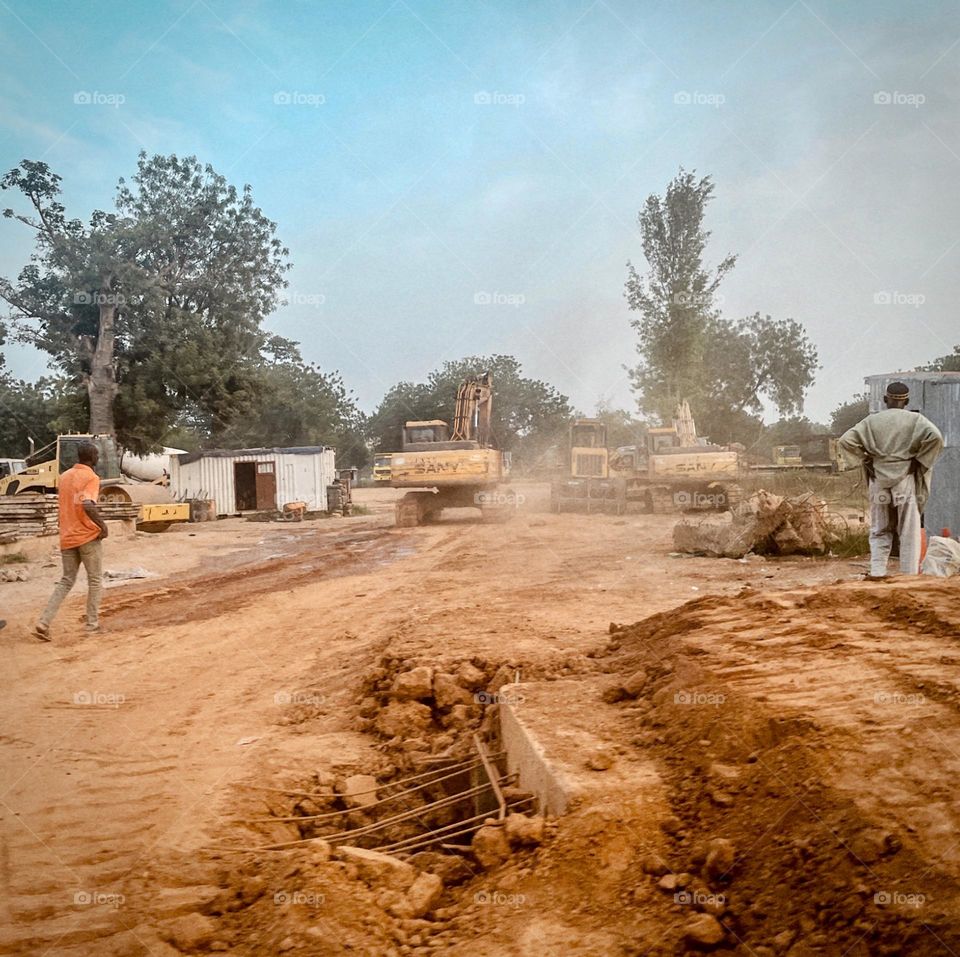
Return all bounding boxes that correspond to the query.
[0,434,190,532]
[553,402,742,514]
[373,373,514,526]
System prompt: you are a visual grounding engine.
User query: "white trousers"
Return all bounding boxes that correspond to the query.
[869,475,921,576]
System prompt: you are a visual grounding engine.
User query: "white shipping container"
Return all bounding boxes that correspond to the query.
[169,447,336,515]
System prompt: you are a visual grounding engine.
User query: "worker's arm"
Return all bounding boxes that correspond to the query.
[838,423,877,481]
[82,499,109,539]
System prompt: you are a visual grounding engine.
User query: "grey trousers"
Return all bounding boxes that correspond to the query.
[40,539,103,627]
[869,476,922,576]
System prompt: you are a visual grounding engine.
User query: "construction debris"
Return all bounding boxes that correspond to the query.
[672,489,846,558]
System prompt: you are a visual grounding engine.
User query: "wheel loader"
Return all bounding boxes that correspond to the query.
[0,434,190,532]
[373,374,515,526]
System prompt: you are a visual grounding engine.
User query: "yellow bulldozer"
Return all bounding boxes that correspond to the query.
[373,374,515,526]
[0,434,190,532]
[552,402,742,514]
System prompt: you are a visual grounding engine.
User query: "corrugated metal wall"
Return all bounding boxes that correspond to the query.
[170,449,336,514]
[865,373,960,535]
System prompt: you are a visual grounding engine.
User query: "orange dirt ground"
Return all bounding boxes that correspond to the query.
[1,484,957,956]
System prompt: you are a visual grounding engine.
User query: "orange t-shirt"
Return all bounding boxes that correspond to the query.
[58,464,102,549]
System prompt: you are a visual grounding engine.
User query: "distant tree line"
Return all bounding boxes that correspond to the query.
[1,156,953,470]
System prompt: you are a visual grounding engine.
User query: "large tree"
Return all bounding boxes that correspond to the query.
[0,154,290,449]
[625,169,819,443]
[367,354,572,471]
[830,393,870,434]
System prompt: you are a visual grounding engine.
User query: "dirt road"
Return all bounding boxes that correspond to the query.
[1,486,957,955]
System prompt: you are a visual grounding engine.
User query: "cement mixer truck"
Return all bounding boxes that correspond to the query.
[0,434,190,532]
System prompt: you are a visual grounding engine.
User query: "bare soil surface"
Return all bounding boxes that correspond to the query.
[1,484,956,956]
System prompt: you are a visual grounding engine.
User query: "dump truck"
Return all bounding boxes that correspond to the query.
[373,374,514,526]
[553,402,742,514]
[0,434,190,532]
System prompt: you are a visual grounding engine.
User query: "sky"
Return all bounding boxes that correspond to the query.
[1,0,959,424]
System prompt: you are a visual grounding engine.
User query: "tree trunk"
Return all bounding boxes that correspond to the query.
[87,294,118,436]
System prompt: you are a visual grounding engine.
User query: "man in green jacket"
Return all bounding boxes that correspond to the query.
[838,381,944,578]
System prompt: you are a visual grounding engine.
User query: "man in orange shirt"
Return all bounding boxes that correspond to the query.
[34,441,109,641]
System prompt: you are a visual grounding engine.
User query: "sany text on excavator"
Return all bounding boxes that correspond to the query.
[373,373,516,526]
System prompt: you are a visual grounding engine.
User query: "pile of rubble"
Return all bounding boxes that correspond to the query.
[673,489,847,559]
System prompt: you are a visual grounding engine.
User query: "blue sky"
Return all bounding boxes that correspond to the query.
[1,0,959,423]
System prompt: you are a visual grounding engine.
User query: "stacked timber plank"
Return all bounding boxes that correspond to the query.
[0,494,59,541]
[96,501,140,522]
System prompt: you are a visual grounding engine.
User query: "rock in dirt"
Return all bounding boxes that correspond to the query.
[161,913,220,951]
[340,774,378,808]
[375,701,433,738]
[405,871,444,918]
[455,661,487,691]
[504,813,545,846]
[391,666,434,701]
[621,670,648,698]
[683,912,726,948]
[704,838,736,882]
[441,703,474,730]
[642,853,670,876]
[586,748,616,771]
[408,851,474,885]
[335,846,417,891]
[433,672,474,709]
[673,490,839,559]
[471,826,511,869]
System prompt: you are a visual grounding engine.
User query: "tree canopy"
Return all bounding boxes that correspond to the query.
[0,154,291,451]
[626,169,819,443]
[366,354,572,470]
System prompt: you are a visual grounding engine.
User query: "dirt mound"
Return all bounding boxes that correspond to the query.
[600,577,960,954]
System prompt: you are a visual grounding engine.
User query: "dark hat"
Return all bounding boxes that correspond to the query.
[885,381,910,398]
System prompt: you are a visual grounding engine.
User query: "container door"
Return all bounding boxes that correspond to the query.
[255,461,277,510]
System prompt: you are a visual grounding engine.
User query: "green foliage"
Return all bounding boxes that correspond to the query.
[367,355,572,471]
[0,154,292,450]
[625,170,819,443]
[922,345,960,372]
[591,403,651,449]
[212,356,368,467]
[830,393,870,434]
